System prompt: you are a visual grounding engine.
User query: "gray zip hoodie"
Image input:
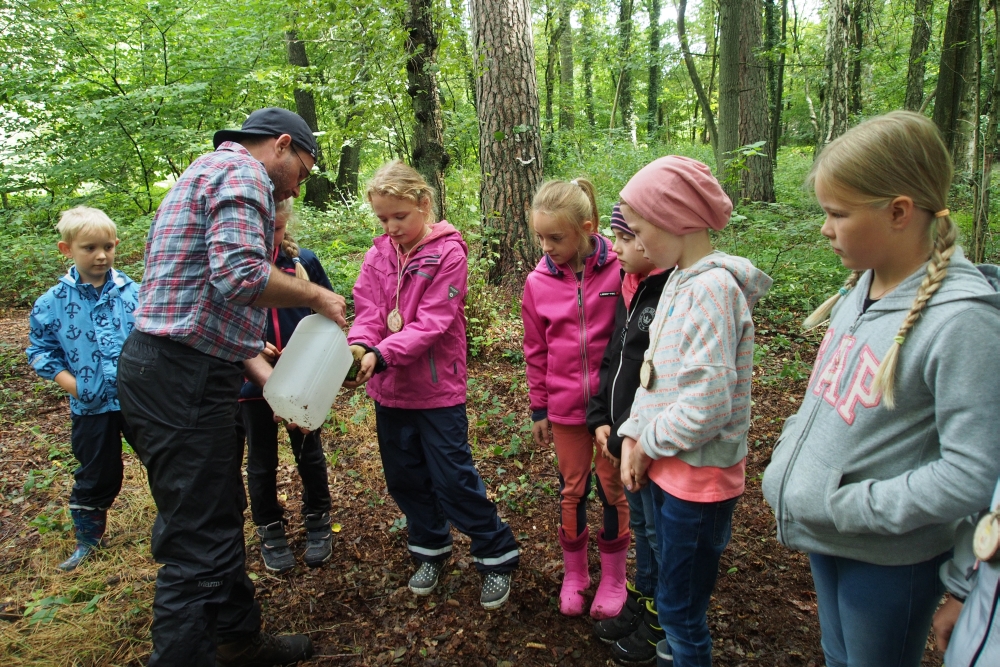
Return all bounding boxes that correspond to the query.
[762,248,1000,566]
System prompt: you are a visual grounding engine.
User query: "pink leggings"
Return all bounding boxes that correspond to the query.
[551,422,629,540]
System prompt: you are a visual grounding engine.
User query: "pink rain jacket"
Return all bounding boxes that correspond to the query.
[522,235,621,426]
[349,222,468,409]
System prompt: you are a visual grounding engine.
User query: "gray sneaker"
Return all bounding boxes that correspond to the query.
[480,571,511,610]
[256,521,295,574]
[408,561,444,595]
[302,512,333,568]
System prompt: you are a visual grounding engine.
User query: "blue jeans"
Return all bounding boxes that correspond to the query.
[809,552,949,667]
[627,484,659,598]
[651,484,739,667]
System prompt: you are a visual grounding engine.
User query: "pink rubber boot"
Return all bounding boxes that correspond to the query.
[590,529,630,619]
[558,526,591,616]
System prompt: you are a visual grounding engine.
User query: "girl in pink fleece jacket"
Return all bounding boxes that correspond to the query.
[346,161,519,611]
[522,178,630,619]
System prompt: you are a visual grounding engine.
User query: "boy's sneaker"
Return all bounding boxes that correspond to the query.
[302,512,333,568]
[594,583,645,643]
[408,560,444,595]
[480,571,511,610]
[610,599,665,665]
[256,521,295,574]
[216,630,313,667]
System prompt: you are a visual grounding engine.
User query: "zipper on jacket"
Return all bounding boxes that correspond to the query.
[609,282,648,419]
[577,271,592,408]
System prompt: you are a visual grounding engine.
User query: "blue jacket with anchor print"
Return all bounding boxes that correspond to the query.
[26,267,139,415]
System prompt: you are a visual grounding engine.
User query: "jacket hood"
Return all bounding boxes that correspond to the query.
[534,234,615,277]
[372,221,467,261]
[60,267,134,291]
[675,252,773,309]
[851,247,1000,313]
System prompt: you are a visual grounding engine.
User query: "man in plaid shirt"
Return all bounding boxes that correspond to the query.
[118,108,345,667]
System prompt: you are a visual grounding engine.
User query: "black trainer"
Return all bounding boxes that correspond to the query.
[256,521,295,574]
[594,582,645,643]
[302,512,333,568]
[610,599,665,665]
[480,571,511,610]
[408,560,444,595]
[216,630,313,667]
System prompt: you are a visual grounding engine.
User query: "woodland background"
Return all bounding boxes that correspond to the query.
[0,0,994,665]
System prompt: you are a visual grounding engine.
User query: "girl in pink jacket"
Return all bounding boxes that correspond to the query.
[522,178,630,619]
[346,161,519,610]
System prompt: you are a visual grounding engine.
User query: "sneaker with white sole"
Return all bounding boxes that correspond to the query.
[480,571,511,610]
[408,561,444,595]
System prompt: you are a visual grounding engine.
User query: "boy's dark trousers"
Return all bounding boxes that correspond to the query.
[118,331,259,667]
[68,411,134,510]
[241,399,331,526]
[375,402,520,573]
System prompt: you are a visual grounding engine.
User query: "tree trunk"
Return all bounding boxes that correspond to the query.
[820,0,851,152]
[768,0,788,164]
[582,2,596,127]
[285,30,332,209]
[469,0,544,281]
[451,0,478,112]
[973,0,1000,262]
[405,0,449,219]
[647,0,661,138]
[616,0,635,137]
[739,0,775,202]
[904,0,933,111]
[933,0,977,156]
[848,0,865,116]
[718,0,741,199]
[544,4,559,134]
[678,0,719,161]
[951,2,980,175]
[558,0,574,130]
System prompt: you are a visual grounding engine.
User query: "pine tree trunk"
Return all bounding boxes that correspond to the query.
[973,0,1000,262]
[616,0,635,137]
[739,0,775,202]
[558,0,575,130]
[582,2,596,127]
[405,0,449,219]
[820,0,851,152]
[767,0,788,164]
[904,0,933,111]
[469,0,544,281]
[718,0,741,199]
[848,0,865,116]
[285,31,332,209]
[451,0,478,112]
[678,0,718,160]
[647,0,661,138]
[934,0,977,156]
[544,4,559,135]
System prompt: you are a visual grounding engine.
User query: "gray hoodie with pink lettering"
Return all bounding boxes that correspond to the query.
[762,248,1000,566]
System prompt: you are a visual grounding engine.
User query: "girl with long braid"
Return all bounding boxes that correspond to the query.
[763,111,1000,667]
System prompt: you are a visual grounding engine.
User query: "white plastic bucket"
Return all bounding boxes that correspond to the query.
[262,314,353,431]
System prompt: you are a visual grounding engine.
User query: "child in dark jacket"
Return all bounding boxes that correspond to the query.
[239,198,334,573]
[587,204,671,648]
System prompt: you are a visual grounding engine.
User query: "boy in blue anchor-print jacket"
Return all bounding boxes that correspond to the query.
[26,207,139,571]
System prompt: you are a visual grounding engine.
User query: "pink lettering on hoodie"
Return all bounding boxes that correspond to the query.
[522,235,621,425]
[348,221,469,409]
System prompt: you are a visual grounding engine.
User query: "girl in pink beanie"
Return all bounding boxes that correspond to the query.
[615,156,772,667]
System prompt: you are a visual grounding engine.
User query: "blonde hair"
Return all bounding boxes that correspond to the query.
[803,110,957,408]
[366,160,436,223]
[275,198,309,282]
[531,178,601,258]
[56,206,117,243]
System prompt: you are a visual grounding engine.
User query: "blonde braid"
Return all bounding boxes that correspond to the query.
[803,270,864,330]
[281,234,311,282]
[872,216,957,408]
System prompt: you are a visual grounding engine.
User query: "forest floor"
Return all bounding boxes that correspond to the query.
[0,305,944,667]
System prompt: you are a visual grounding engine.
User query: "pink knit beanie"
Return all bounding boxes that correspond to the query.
[619,156,732,235]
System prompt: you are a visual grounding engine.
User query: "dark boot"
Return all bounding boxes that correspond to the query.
[594,581,645,644]
[256,521,295,574]
[216,630,313,667]
[302,512,333,568]
[610,598,665,665]
[58,508,107,571]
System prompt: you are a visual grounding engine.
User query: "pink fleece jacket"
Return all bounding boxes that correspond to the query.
[349,222,468,409]
[522,235,621,425]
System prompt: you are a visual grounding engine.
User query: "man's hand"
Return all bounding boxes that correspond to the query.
[310,286,347,327]
[260,341,280,365]
[342,352,376,389]
[532,418,552,448]
[244,353,275,388]
[933,595,964,653]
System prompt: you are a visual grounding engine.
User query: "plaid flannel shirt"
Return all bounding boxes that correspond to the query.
[134,142,275,361]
